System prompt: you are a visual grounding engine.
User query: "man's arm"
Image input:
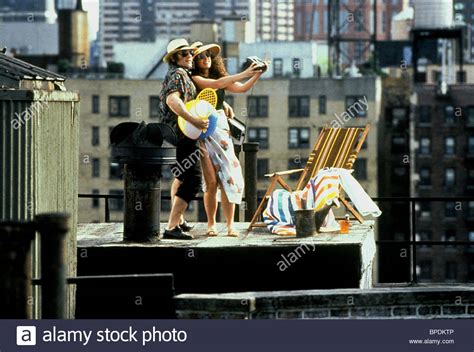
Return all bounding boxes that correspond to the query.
[166,91,208,129]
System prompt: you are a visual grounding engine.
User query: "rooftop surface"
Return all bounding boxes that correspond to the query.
[77,220,375,248]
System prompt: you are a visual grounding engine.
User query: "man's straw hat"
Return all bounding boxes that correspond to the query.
[163,38,194,63]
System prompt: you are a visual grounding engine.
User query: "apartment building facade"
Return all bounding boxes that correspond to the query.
[412,84,474,283]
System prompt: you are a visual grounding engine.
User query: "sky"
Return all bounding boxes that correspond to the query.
[82,0,99,40]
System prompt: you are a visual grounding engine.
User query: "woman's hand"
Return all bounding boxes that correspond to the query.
[243,62,260,77]
[223,101,235,119]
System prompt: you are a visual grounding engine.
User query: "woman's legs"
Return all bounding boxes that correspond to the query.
[200,142,218,230]
[218,179,237,234]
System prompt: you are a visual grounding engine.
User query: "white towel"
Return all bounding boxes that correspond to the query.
[337,168,382,217]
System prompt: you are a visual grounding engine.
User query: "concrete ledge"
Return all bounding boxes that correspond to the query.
[174,286,474,319]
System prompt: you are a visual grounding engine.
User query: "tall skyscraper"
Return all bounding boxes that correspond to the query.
[0,0,56,22]
[55,0,76,10]
[99,0,250,62]
[255,0,294,41]
[453,0,474,62]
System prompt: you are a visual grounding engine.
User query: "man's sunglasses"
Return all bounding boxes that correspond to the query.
[196,51,212,60]
[177,50,193,57]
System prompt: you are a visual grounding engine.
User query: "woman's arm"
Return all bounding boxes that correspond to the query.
[192,63,258,90]
[225,72,263,93]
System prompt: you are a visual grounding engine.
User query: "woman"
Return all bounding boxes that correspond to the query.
[191,42,266,237]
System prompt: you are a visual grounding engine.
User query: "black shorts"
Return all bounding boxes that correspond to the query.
[170,137,202,204]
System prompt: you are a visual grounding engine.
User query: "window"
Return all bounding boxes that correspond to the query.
[149,96,160,118]
[445,262,457,281]
[442,230,456,248]
[248,128,269,149]
[289,96,309,117]
[457,71,466,83]
[444,105,455,124]
[468,201,474,218]
[417,231,432,248]
[319,95,326,114]
[419,202,431,218]
[257,159,269,180]
[109,160,122,180]
[469,169,474,188]
[273,58,283,77]
[92,126,100,146]
[419,106,431,124]
[292,58,302,77]
[444,137,455,155]
[248,96,268,117]
[92,158,100,178]
[345,96,367,117]
[419,167,431,186]
[288,128,310,149]
[92,189,100,208]
[468,136,474,154]
[381,11,386,33]
[417,261,432,281]
[109,96,130,117]
[109,189,124,211]
[323,11,328,33]
[467,107,474,125]
[391,107,408,126]
[288,158,308,180]
[444,168,456,187]
[445,201,457,218]
[353,158,367,180]
[392,134,408,153]
[92,95,100,114]
[312,11,319,34]
[419,137,430,155]
[355,10,364,32]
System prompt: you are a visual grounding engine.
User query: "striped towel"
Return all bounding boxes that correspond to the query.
[262,168,382,235]
[263,169,341,235]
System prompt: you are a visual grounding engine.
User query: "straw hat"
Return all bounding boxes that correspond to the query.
[163,38,194,63]
[191,41,221,59]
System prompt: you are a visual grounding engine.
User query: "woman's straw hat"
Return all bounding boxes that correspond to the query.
[191,41,221,59]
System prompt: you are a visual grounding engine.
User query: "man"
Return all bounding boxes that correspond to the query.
[158,38,208,240]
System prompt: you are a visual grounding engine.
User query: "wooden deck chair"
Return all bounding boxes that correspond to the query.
[247,124,370,232]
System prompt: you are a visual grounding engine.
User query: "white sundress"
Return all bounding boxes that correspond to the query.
[202,110,244,204]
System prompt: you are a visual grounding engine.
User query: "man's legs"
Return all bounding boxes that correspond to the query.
[166,194,188,230]
[170,178,185,225]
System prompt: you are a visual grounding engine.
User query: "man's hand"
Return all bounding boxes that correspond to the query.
[166,91,208,130]
[223,101,235,119]
[191,117,209,130]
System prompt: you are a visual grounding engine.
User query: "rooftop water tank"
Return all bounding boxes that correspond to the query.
[414,0,453,29]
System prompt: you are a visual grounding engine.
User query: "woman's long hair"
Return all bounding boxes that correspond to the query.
[193,54,228,79]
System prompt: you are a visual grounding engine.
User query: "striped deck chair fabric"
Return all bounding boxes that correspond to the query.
[295,126,368,191]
